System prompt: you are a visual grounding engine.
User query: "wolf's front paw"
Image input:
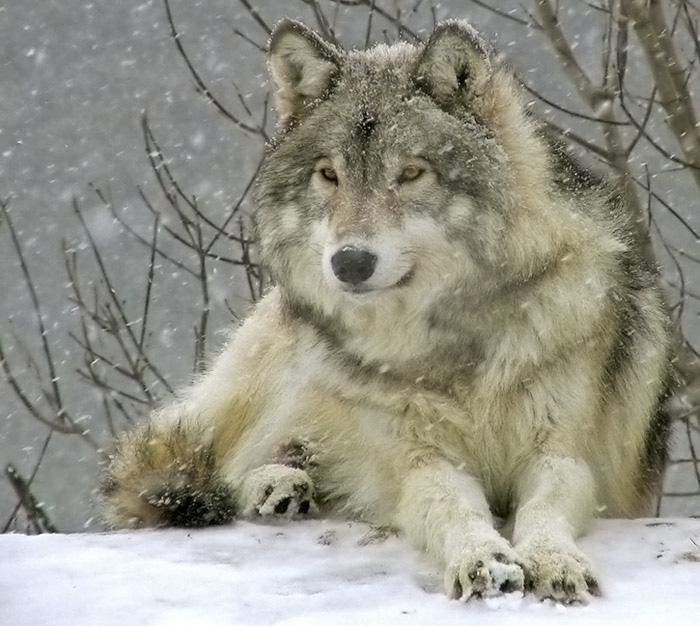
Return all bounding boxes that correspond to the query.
[519,540,600,604]
[445,542,525,601]
[240,464,317,518]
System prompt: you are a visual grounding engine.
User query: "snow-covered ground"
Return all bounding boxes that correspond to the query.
[3,518,700,626]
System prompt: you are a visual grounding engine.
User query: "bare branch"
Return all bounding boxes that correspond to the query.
[164,0,268,138]
[468,1,533,26]
[622,0,700,189]
[237,0,272,36]
[534,0,653,258]
[0,199,65,421]
[3,463,58,534]
[71,199,173,397]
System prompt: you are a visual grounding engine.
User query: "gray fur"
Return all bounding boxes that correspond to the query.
[100,19,672,604]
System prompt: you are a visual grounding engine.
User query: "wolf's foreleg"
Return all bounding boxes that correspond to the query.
[237,440,319,517]
[99,291,318,529]
[512,455,600,603]
[395,457,524,600]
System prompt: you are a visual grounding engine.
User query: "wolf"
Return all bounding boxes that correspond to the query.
[99,19,672,604]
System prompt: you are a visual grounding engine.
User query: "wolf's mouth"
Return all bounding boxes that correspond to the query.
[340,268,414,296]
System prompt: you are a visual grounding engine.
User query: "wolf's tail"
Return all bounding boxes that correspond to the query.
[99,420,236,529]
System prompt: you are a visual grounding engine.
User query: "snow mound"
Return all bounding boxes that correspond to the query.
[2,518,699,625]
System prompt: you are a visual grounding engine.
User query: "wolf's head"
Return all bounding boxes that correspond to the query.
[255,19,579,326]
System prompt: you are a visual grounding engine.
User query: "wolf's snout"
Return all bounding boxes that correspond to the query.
[330,245,377,285]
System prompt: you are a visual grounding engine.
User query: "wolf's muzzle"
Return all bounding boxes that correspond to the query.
[330,245,377,285]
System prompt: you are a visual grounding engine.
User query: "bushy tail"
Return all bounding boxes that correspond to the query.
[99,420,236,529]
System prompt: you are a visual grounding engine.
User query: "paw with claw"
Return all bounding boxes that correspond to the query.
[239,463,317,518]
[445,541,525,601]
[519,539,601,604]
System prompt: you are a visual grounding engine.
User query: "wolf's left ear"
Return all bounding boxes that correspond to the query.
[268,19,342,125]
[414,21,492,106]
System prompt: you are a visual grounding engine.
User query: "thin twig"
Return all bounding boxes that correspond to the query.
[4,463,58,534]
[164,0,266,137]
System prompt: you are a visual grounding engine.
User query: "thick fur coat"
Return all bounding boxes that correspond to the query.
[100,20,672,603]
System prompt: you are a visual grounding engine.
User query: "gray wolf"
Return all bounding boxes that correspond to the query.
[100,19,672,604]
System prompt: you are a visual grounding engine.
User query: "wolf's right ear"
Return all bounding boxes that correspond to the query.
[268,20,342,126]
[414,21,492,108]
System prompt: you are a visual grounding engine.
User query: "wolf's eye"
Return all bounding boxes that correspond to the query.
[320,167,338,183]
[398,166,424,183]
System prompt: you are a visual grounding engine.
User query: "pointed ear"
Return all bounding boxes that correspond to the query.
[267,19,342,125]
[414,21,492,106]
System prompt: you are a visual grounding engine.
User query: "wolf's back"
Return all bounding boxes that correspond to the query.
[100,420,236,528]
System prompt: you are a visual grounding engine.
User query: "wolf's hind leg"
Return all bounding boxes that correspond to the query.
[513,455,601,603]
[396,458,524,600]
[100,420,236,529]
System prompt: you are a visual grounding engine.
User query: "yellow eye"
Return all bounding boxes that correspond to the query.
[399,165,424,183]
[320,167,338,182]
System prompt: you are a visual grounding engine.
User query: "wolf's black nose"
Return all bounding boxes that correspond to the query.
[331,245,377,285]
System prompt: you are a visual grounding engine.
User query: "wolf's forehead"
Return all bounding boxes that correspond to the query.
[338,96,415,152]
[348,41,419,71]
[334,46,424,141]
[342,41,419,93]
